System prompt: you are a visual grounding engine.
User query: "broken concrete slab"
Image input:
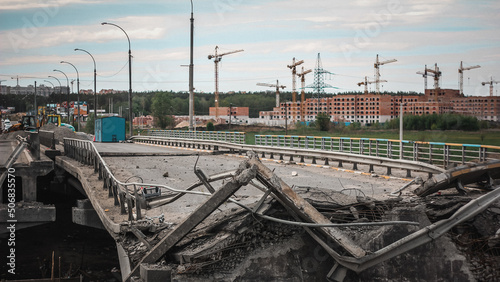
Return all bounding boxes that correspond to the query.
[414,160,500,197]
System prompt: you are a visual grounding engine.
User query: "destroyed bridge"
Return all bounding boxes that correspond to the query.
[1,129,500,281]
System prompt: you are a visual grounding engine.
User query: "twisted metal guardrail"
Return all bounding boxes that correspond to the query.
[255,135,500,168]
[132,136,444,177]
[148,130,246,144]
[64,138,146,222]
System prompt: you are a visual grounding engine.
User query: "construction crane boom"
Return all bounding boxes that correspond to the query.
[357,76,383,94]
[257,80,286,107]
[208,46,244,118]
[297,67,312,122]
[287,57,304,122]
[459,61,480,96]
[374,54,397,95]
[416,65,430,90]
[482,77,500,97]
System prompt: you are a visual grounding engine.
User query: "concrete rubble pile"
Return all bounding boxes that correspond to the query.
[121,153,500,282]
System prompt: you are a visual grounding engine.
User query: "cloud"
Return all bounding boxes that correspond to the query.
[0,0,106,10]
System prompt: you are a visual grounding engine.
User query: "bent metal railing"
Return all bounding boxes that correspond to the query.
[63,138,234,225]
[255,135,500,168]
[148,130,246,144]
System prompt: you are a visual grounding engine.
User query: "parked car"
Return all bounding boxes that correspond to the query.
[3,119,12,130]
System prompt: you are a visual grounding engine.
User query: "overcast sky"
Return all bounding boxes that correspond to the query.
[1,0,499,96]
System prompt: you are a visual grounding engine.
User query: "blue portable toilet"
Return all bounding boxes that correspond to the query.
[95,116,126,142]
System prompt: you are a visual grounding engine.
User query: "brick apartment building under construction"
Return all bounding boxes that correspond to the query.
[259,88,500,125]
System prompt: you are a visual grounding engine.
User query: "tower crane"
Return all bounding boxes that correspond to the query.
[297,67,312,122]
[287,58,304,122]
[287,58,304,104]
[416,65,428,90]
[357,76,383,94]
[374,54,397,95]
[459,61,480,96]
[482,77,500,97]
[417,64,441,96]
[208,46,243,117]
[257,80,286,108]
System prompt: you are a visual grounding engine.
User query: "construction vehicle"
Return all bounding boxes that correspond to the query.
[46,114,61,126]
[5,115,37,133]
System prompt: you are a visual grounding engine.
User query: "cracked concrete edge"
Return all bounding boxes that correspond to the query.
[55,156,121,238]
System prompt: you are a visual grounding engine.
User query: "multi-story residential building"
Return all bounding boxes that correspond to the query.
[259,88,500,125]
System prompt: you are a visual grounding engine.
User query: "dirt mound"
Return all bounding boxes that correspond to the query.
[40,124,91,142]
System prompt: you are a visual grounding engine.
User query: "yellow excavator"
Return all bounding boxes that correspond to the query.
[5,115,37,132]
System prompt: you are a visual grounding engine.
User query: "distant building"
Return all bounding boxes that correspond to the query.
[2,84,54,96]
[259,89,500,125]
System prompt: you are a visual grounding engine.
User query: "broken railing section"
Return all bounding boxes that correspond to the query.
[64,138,171,226]
[414,160,500,197]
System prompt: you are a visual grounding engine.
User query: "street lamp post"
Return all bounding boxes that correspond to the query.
[102,22,133,137]
[189,0,195,131]
[61,61,80,131]
[43,80,55,109]
[75,48,97,120]
[53,70,70,122]
[48,76,62,112]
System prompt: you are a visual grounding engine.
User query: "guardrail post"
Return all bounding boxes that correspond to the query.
[429,144,433,164]
[270,152,274,159]
[461,146,466,164]
[352,163,358,170]
[300,155,305,163]
[134,185,142,220]
[369,164,374,173]
[360,139,364,155]
[312,156,316,164]
[279,154,284,161]
[387,167,391,175]
[444,145,450,168]
[376,140,380,157]
[406,169,411,178]
[339,139,344,152]
[338,160,343,167]
[324,158,329,165]
[388,141,393,159]
[413,142,418,162]
[119,191,127,215]
[289,154,294,161]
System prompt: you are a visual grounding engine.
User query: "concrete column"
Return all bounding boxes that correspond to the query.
[22,175,37,201]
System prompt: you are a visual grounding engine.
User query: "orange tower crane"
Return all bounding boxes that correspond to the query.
[297,67,312,122]
[256,80,286,108]
[208,46,243,117]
